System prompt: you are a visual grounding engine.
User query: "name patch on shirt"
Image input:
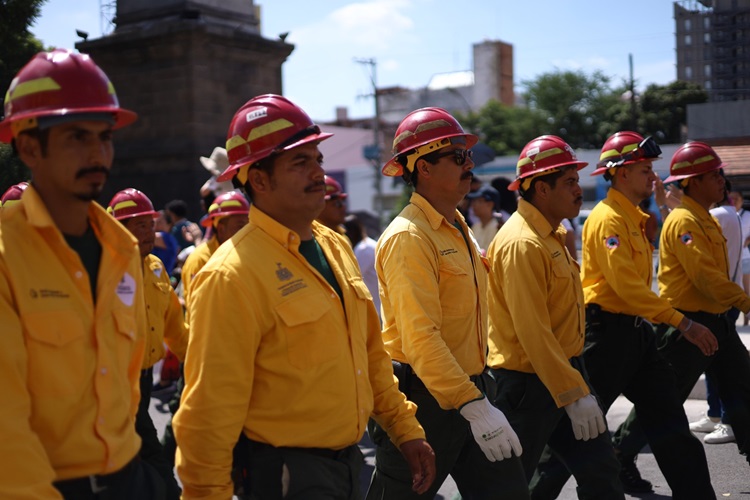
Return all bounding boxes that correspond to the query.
[604,235,620,250]
[117,272,136,306]
[439,248,458,256]
[29,288,70,299]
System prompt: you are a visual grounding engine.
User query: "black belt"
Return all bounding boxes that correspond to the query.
[392,360,480,395]
[53,457,137,496]
[587,303,644,328]
[247,438,345,460]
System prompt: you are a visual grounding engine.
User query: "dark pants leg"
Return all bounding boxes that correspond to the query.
[491,368,623,500]
[614,312,750,465]
[366,371,528,500]
[136,368,181,500]
[160,364,184,467]
[532,317,715,500]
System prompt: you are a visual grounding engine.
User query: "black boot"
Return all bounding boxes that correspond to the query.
[618,454,653,494]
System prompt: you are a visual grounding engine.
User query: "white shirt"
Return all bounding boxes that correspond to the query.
[739,208,750,262]
[354,236,381,314]
[711,205,743,286]
[471,219,501,253]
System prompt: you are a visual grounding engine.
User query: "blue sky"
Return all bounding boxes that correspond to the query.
[32,0,678,122]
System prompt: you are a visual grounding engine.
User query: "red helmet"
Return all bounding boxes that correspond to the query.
[664,142,726,184]
[324,176,347,200]
[382,107,478,177]
[107,188,157,221]
[0,182,30,208]
[0,49,137,143]
[591,131,661,176]
[200,190,250,227]
[509,135,587,191]
[219,94,333,182]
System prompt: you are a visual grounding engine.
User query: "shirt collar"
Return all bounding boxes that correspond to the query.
[607,188,649,226]
[679,194,713,222]
[517,199,555,238]
[409,191,466,231]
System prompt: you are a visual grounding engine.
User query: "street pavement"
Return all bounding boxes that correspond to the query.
[150,324,750,499]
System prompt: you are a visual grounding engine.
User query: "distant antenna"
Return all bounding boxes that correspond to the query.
[99,0,117,35]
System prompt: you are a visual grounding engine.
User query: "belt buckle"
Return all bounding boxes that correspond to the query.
[633,316,643,328]
[89,475,107,494]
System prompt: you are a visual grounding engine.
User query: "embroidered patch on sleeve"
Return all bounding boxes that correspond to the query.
[680,232,693,245]
[604,235,620,250]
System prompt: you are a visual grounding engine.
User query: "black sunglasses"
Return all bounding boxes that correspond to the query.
[424,149,473,166]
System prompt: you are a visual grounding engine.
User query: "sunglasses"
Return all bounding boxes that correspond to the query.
[425,149,473,166]
[327,198,345,208]
[605,136,662,168]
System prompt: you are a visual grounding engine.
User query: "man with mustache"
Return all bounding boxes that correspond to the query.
[367,108,528,499]
[0,50,165,497]
[485,136,623,497]
[173,94,435,500]
[531,131,717,499]
[107,188,188,499]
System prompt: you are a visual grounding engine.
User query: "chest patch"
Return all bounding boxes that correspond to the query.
[116,272,136,306]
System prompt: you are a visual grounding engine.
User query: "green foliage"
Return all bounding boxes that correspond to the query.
[0,0,47,101]
[458,101,549,157]
[0,143,31,194]
[638,80,708,143]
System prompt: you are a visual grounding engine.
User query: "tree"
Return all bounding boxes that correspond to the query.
[458,100,548,157]
[523,70,615,149]
[0,0,46,193]
[638,81,708,143]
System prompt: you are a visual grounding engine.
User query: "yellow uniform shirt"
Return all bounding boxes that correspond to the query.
[174,206,424,500]
[659,195,750,314]
[0,187,146,498]
[180,236,219,304]
[582,188,684,327]
[487,200,588,407]
[142,254,187,368]
[377,192,487,411]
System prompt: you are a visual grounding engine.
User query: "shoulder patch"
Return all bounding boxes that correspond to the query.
[680,232,693,245]
[604,235,620,250]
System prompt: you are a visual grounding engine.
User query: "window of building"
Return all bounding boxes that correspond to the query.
[704,64,711,77]
[704,80,712,90]
[685,66,693,79]
[704,17,710,29]
[704,32,711,43]
[685,19,692,30]
[685,34,692,45]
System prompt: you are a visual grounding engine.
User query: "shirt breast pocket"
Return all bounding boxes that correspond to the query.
[438,262,473,318]
[275,292,337,369]
[550,261,575,312]
[23,310,88,397]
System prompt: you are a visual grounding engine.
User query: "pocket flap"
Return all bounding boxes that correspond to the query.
[275,292,332,327]
[23,310,85,346]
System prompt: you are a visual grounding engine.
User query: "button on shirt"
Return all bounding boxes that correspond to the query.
[659,195,750,314]
[0,186,146,497]
[487,200,588,407]
[377,192,487,410]
[581,188,684,327]
[142,254,187,368]
[174,205,424,500]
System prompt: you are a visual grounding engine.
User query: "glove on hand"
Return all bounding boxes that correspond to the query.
[459,396,522,462]
[564,394,606,441]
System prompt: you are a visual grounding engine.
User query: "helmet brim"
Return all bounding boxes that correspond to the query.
[381,133,479,177]
[663,161,726,184]
[0,107,137,143]
[509,160,588,191]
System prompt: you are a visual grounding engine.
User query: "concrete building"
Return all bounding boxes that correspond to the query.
[77,0,293,217]
[674,0,750,101]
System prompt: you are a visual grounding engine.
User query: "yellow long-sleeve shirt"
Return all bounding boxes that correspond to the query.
[142,254,187,367]
[377,192,487,411]
[0,186,146,498]
[487,200,588,407]
[174,206,424,500]
[659,195,750,314]
[180,236,219,304]
[582,188,684,327]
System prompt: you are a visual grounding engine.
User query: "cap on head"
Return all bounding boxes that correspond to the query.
[664,141,726,185]
[220,94,333,183]
[200,190,250,227]
[107,188,157,221]
[382,107,478,177]
[509,135,587,191]
[0,49,137,143]
[0,182,29,208]
[324,175,347,200]
[467,185,500,207]
[591,131,661,177]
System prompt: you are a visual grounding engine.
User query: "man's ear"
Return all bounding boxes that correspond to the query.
[14,134,42,169]
[415,158,431,178]
[247,168,270,195]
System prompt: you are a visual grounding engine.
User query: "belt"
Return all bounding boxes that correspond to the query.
[247,438,344,460]
[587,304,644,328]
[53,457,137,496]
[392,360,480,394]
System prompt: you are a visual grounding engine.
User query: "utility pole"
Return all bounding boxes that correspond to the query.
[354,57,384,227]
[629,54,637,131]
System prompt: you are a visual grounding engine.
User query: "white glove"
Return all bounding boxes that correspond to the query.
[564,394,607,441]
[459,396,522,462]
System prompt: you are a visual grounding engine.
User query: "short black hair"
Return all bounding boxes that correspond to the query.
[165,199,188,218]
[12,128,51,157]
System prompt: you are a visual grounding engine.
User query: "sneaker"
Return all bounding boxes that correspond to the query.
[618,454,654,494]
[689,415,720,433]
[704,424,735,444]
